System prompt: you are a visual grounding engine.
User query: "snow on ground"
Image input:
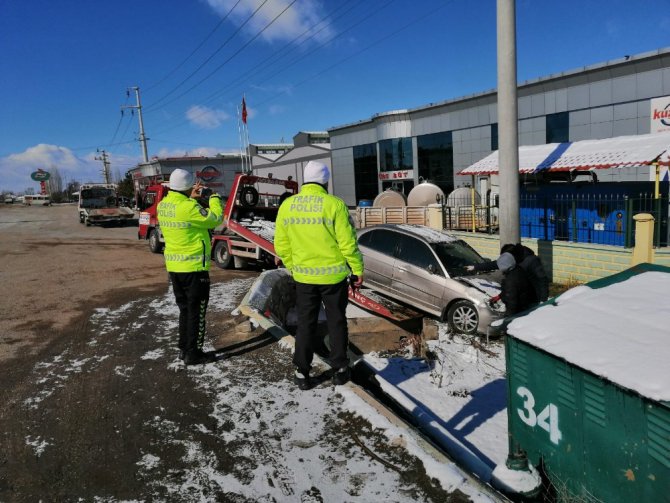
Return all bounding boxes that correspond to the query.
[363,328,509,478]
[18,276,499,501]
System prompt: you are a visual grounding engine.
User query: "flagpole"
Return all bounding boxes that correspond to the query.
[236,104,246,174]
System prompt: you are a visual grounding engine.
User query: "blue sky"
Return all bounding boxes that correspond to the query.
[1,0,669,192]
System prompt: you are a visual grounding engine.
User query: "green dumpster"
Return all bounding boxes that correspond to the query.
[503,264,670,502]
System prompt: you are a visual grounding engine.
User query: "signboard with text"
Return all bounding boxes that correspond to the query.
[378,169,414,181]
[650,96,670,133]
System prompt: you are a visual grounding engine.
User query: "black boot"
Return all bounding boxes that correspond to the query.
[293,369,313,391]
[332,367,350,386]
[184,350,217,366]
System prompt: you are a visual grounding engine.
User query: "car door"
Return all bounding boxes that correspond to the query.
[391,234,446,315]
[357,229,399,293]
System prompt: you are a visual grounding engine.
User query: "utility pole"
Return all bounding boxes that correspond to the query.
[95,149,112,184]
[122,86,149,163]
[497,0,520,245]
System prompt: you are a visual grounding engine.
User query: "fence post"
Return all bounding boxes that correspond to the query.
[624,197,633,248]
[571,199,577,242]
[631,213,655,265]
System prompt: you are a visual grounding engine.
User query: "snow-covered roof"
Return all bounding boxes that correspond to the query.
[507,269,670,402]
[458,132,670,176]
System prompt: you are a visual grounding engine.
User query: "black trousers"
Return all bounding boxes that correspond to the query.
[169,271,210,355]
[293,279,349,374]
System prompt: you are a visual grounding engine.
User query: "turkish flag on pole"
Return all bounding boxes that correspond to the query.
[242,97,248,124]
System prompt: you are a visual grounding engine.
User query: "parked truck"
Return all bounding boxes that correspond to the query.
[78,184,135,226]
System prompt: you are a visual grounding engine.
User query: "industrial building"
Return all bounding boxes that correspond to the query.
[327,47,670,207]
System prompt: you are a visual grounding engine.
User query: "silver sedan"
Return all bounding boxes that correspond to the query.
[357,224,504,335]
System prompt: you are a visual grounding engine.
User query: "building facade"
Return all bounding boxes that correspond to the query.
[328,48,670,206]
[252,131,332,190]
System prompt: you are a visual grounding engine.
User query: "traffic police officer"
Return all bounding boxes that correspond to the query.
[158,168,223,365]
[274,161,364,389]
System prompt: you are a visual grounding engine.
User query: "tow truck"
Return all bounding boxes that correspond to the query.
[78,183,135,226]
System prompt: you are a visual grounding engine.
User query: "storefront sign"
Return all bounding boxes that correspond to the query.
[650,96,670,133]
[378,169,413,181]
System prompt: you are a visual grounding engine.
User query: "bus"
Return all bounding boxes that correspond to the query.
[23,194,52,206]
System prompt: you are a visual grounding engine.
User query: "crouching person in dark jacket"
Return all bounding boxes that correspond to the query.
[497,252,538,316]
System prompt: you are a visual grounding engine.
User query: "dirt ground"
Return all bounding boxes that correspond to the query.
[0,204,476,502]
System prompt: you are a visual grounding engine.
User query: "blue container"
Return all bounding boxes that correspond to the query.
[358,200,373,207]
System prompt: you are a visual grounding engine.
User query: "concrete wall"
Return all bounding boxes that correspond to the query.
[453,231,670,284]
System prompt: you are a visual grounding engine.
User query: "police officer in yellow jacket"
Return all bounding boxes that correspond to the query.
[274,161,364,390]
[158,168,223,365]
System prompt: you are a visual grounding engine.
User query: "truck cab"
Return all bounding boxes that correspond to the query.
[137,183,170,252]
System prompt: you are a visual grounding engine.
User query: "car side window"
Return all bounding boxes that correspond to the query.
[396,235,443,276]
[359,229,398,257]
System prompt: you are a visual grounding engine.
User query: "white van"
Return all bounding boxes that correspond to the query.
[23,194,51,206]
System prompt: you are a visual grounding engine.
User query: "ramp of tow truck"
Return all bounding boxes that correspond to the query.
[347,287,422,323]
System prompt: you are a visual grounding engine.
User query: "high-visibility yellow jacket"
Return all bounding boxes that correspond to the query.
[157,191,223,273]
[274,183,363,285]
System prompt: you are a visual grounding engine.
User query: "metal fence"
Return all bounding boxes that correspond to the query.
[441,192,669,248]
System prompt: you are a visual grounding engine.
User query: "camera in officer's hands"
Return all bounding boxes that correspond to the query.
[197,187,213,208]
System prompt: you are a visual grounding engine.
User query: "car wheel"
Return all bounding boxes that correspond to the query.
[149,228,164,253]
[447,300,479,335]
[213,240,233,269]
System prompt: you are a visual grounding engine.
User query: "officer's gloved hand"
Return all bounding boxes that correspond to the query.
[198,187,213,208]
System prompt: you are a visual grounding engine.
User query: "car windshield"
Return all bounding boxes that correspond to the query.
[431,240,487,277]
[81,188,116,208]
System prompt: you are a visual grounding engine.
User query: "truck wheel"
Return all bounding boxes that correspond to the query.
[149,229,164,253]
[239,186,259,207]
[213,241,233,269]
[447,300,479,335]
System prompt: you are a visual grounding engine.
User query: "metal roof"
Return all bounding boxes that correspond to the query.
[329,47,670,133]
[458,132,670,176]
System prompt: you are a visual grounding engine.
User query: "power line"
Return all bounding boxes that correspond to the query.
[145,0,299,114]
[150,0,364,137]
[144,0,243,93]
[145,0,270,112]
[254,0,453,109]
[185,0,360,114]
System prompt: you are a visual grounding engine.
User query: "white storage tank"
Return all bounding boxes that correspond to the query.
[407,182,445,206]
[373,189,407,207]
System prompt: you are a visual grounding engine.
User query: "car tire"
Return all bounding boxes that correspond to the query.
[149,228,164,253]
[239,186,259,207]
[447,300,479,335]
[213,240,233,269]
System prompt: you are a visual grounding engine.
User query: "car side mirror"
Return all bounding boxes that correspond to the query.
[427,264,437,274]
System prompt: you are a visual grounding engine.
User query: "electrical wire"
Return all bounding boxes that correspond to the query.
[254,0,454,109]
[183,0,360,115]
[145,0,299,114]
[145,0,270,111]
[149,0,375,137]
[144,0,243,93]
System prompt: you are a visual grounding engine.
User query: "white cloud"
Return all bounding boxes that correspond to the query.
[0,144,131,193]
[206,0,334,44]
[186,105,231,129]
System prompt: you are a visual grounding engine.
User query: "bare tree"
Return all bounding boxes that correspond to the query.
[48,166,63,194]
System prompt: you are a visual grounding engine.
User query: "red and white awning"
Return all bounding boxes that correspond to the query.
[458,132,670,176]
